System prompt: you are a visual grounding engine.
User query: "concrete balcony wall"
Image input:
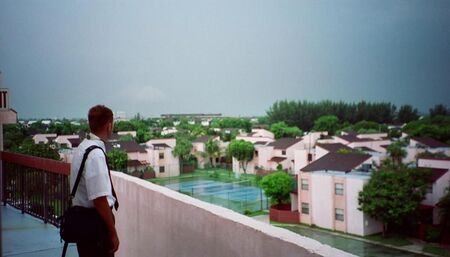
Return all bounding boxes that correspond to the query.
[111,172,354,257]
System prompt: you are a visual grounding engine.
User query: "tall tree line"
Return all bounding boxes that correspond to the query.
[266,100,397,131]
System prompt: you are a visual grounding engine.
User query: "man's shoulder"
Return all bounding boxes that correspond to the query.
[75,139,105,157]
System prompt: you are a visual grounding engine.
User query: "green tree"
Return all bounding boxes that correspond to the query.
[397,105,419,124]
[260,171,294,206]
[13,139,61,160]
[386,142,407,168]
[266,100,396,131]
[114,121,135,132]
[173,136,193,170]
[270,122,302,139]
[358,167,430,236]
[313,115,339,135]
[403,115,450,144]
[3,124,28,150]
[107,149,128,172]
[205,138,220,166]
[228,139,254,174]
[429,104,449,117]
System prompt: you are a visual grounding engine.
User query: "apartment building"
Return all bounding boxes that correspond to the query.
[232,137,303,175]
[404,136,450,163]
[417,157,450,224]
[298,152,382,236]
[145,138,180,178]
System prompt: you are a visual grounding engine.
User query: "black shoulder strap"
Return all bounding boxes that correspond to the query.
[71,145,104,197]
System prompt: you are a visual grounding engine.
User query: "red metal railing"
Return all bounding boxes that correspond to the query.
[1,151,70,227]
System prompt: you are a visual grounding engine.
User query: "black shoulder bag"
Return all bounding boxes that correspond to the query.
[60,145,110,256]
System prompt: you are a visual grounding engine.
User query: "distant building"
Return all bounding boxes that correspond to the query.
[145,138,180,178]
[161,113,222,119]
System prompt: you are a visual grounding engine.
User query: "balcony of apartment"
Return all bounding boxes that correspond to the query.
[1,151,352,257]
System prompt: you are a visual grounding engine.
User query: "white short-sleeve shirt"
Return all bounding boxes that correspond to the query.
[70,133,116,208]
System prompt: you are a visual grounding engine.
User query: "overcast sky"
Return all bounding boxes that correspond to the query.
[1,1,449,119]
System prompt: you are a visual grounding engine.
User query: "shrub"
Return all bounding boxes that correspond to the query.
[425,226,441,243]
[260,171,294,205]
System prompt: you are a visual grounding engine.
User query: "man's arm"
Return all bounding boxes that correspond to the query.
[93,196,119,253]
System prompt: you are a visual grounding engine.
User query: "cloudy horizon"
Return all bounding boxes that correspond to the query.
[1,1,449,119]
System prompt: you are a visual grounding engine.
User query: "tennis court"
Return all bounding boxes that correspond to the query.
[163,179,269,214]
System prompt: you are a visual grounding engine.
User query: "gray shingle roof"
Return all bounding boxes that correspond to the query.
[301,152,371,172]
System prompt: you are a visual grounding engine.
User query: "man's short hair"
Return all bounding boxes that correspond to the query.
[88,105,113,133]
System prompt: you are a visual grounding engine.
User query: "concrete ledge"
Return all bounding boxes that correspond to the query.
[111,172,355,257]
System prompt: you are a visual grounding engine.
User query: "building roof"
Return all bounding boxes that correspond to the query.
[106,141,147,153]
[418,156,450,161]
[337,133,374,143]
[67,138,81,148]
[301,152,371,172]
[412,137,450,148]
[269,157,287,163]
[316,143,351,153]
[354,146,379,153]
[152,143,171,149]
[193,135,210,143]
[417,168,449,183]
[268,138,302,150]
[254,141,268,145]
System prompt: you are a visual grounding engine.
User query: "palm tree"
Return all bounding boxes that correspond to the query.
[387,142,406,169]
[205,138,220,167]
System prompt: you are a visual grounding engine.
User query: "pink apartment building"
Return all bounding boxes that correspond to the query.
[417,157,450,224]
[232,137,304,175]
[145,138,180,178]
[298,152,383,236]
[404,136,450,163]
[106,140,149,173]
[32,133,57,144]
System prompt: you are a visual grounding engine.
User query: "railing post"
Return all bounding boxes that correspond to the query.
[2,161,5,206]
[20,168,25,213]
[43,172,48,223]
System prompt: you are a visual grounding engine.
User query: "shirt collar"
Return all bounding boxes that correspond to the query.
[88,133,106,149]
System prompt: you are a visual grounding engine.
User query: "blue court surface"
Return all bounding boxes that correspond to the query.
[165,179,269,213]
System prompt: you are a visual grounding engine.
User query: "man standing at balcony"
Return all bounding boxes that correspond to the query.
[70,105,119,257]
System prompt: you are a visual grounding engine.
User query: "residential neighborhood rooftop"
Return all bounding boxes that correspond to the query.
[106,140,147,153]
[316,143,351,153]
[412,136,450,148]
[301,152,371,173]
[268,137,302,150]
[193,135,211,143]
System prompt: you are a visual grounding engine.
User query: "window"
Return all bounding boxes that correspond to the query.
[254,150,258,157]
[307,153,313,162]
[301,179,309,191]
[159,166,165,173]
[301,203,309,215]
[335,183,344,195]
[335,208,344,221]
[282,150,286,155]
[159,152,164,159]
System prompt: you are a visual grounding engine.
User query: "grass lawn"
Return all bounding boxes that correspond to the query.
[365,233,413,247]
[423,245,450,257]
